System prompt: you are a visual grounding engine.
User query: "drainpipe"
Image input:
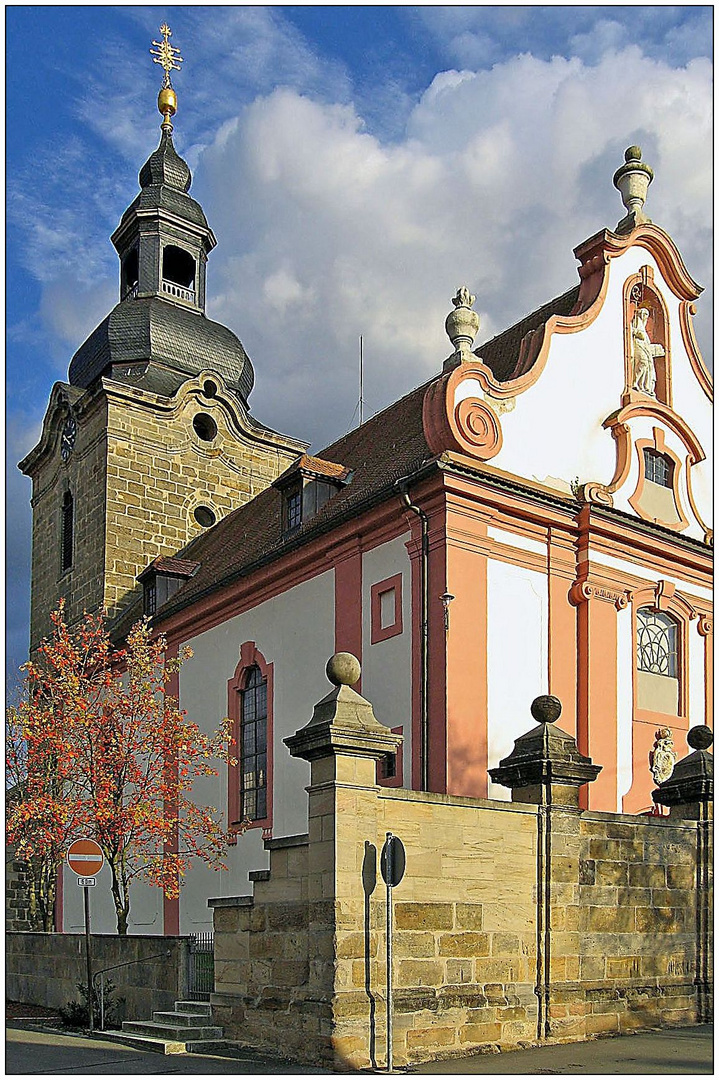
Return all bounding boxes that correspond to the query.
[396,479,429,791]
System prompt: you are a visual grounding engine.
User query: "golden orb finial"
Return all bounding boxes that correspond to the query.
[150,23,183,131]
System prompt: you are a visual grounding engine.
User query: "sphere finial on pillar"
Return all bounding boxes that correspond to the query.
[326,652,361,687]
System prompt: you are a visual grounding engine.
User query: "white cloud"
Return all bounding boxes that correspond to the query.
[193,47,711,450]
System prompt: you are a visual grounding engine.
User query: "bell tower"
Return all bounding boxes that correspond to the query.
[20,26,307,650]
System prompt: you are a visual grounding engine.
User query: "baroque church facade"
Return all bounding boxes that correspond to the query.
[21,78,712,934]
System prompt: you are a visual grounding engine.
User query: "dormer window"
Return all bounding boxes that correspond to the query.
[137,556,200,616]
[273,455,352,536]
[285,487,302,531]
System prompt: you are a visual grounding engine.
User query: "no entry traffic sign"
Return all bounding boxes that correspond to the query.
[67,838,104,877]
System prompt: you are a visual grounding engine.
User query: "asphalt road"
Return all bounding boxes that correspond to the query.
[6,1023,713,1075]
[414,1024,714,1074]
[5,1026,329,1074]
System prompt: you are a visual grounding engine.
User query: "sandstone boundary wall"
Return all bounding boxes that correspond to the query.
[210,675,713,1071]
[6,932,190,1021]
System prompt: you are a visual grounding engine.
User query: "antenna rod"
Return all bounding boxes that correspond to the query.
[359,335,364,427]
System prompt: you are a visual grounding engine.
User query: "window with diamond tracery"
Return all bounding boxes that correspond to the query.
[636,607,678,677]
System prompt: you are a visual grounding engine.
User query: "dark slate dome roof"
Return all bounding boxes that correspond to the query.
[68,296,255,403]
[118,129,208,231]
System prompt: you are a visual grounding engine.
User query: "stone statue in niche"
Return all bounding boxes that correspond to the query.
[630,307,664,396]
[649,727,676,785]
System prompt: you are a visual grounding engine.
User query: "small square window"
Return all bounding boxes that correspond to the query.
[371,574,403,643]
[644,449,673,488]
[379,588,396,629]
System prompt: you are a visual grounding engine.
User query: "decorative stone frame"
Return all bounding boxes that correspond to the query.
[622,265,672,407]
[227,641,274,838]
[631,582,692,730]
[628,426,689,532]
[370,573,403,644]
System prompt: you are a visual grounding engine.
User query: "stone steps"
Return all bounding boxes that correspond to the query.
[122,1019,224,1042]
[102,999,223,1055]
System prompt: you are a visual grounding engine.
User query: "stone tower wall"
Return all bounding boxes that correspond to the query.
[101,378,298,623]
[26,373,301,647]
[27,393,108,648]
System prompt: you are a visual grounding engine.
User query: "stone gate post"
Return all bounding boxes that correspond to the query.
[284,652,402,1069]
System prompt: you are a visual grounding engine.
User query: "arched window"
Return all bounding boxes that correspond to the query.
[240,666,268,822]
[227,644,273,835]
[162,245,195,289]
[637,607,678,676]
[61,490,74,572]
[636,606,680,715]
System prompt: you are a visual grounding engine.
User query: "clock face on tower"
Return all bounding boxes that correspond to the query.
[61,416,77,461]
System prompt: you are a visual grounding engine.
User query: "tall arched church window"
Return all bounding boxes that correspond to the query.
[636,606,679,714]
[227,644,273,836]
[240,665,268,822]
[61,490,74,572]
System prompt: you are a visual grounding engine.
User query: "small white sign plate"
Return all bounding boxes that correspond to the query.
[77,876,96,887]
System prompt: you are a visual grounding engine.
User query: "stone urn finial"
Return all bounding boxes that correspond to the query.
[613,145,654,233]
[445,286,480,357]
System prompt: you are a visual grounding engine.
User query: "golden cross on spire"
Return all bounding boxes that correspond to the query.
[150,23,183,89]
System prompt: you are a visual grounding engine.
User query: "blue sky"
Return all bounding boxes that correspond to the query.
[6,5,713,678]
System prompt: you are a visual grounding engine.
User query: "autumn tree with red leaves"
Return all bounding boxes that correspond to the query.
[6,603,236,935]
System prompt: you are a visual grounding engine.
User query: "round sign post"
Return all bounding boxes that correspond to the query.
[380,833,405,1073]
[67,839,104,1032]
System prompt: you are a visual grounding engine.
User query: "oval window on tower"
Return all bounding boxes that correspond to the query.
[193,505,217,529]
[193,413,218,442]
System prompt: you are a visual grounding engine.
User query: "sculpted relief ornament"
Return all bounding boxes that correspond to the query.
[630,306,664,396]
[649,727,677,785]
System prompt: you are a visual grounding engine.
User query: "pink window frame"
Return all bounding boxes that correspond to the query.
[370,573,403,644]
[227,641,274,839]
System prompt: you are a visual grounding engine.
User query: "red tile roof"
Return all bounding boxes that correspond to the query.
[113,281,589,635]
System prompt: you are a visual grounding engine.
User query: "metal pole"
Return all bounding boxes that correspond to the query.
[100,974,105,1031]
[359,336,364,427]
[386,832,393,1073]
[83,886,94,1032]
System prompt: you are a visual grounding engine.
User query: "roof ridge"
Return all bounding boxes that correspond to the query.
[476,284,579,355]
[318,370,438,459]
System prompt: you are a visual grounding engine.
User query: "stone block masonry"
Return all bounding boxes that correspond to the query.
[6,932,190,1022]
[23,373,302,647]
[210,665,712,1070]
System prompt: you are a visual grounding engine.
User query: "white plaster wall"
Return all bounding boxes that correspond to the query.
[616,606,634,812]
[177,570,335,933]
[362,534,412,785]
[588,549,712,606]
[469,245,712,534]
[688,624,706,728]
[486,559,548,801]
[61,862,163,935]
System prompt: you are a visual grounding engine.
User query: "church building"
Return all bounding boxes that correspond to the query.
[20,51,712,935]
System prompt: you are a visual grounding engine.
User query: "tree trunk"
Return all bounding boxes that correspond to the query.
[108,858,130,935]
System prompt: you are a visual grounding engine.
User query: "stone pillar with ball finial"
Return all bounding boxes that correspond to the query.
[284,655,402,1065]
[489,695,602,808]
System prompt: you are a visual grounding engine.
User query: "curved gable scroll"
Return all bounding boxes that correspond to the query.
[423,363,504,460]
